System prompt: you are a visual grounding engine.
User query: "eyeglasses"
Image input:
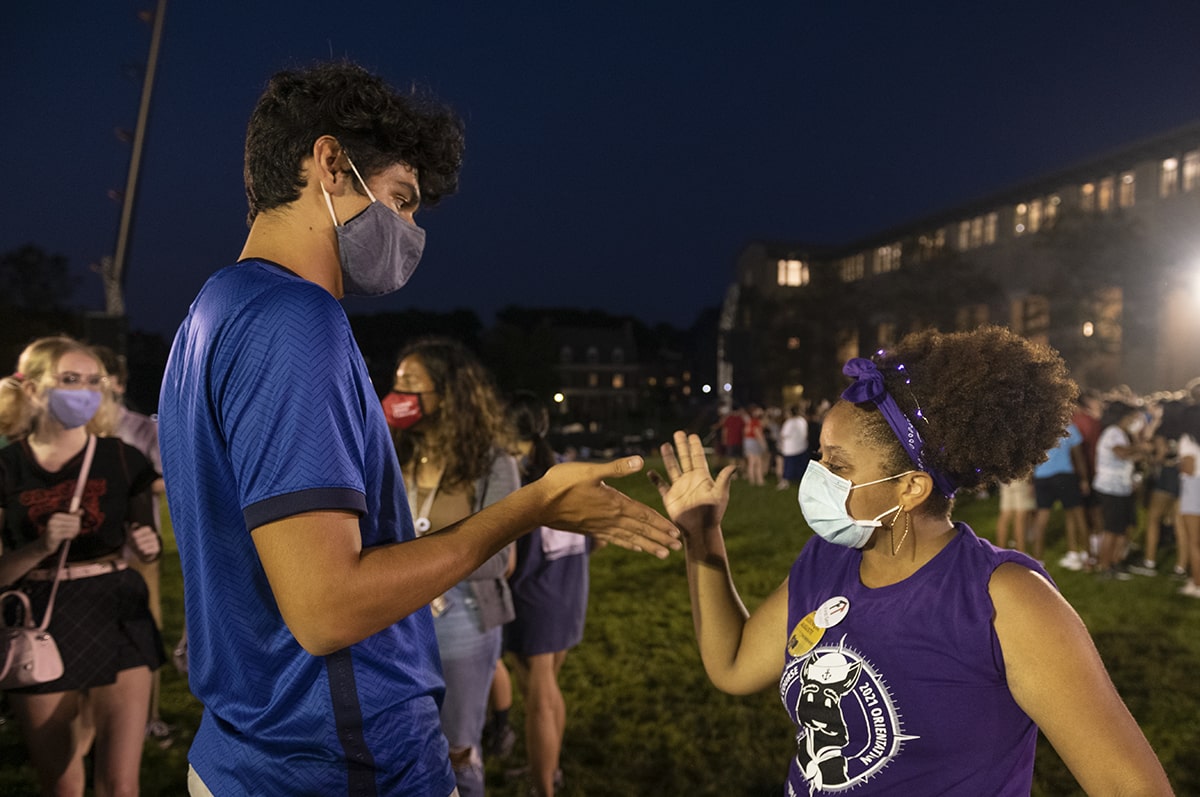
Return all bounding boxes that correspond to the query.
[53,371,109,388]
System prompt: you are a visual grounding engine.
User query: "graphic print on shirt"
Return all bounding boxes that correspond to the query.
[780,635,917,795]
[19,478,107,536]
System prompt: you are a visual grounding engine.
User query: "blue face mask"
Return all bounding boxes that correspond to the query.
[47,389,102,429]
[322,154,426,297]
[797,460,910,549]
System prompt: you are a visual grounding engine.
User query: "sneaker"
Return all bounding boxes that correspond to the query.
[1171,565,1189,580]
[145,719,174,749]
[1058,551,1085,571]
[1096,568,1132,582]
[1178,582,1200,598]
[1127,560,1158,577]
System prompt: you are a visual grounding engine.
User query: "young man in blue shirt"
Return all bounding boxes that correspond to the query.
[158,62,679,797]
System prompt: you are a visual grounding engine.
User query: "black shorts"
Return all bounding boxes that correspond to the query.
[1096,491,1137,535]
[1154,464,1181,497]
[1034,473,1083,509]
[4,569,165,694]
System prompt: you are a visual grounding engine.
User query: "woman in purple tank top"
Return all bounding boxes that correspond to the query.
[650,326,1172,795]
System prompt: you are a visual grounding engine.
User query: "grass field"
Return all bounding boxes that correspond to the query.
[2,463,1198,795]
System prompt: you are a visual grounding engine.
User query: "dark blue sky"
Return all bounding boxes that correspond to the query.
[5,2,1200,339]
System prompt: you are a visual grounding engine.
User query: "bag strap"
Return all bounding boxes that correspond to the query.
[39,435,97,632]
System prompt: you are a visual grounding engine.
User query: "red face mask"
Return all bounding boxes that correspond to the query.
[382,391,424,430]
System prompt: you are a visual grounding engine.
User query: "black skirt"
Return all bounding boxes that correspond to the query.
[3,568,165,694]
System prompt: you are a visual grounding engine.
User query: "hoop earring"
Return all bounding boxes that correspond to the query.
[891,509,912,556]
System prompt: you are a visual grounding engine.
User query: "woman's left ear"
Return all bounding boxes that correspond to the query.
[901,472,934,510]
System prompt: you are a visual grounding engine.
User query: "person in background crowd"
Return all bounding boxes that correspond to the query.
[713,405,746,474]
[502,391,594,797]
[650,326,1172,795]
[1,336,163,796]
[387,336,521,797]
[1072,389,1103,558]
[1092,401,1150,578]
[156,61,679,797]
[93,345,174,744]
[1174,408,1200,598]
[742,405,768,486]
[1030,420,1089,570]
[1131,397,1186,576]
[776,403,809,492]
[995,476,1035,556]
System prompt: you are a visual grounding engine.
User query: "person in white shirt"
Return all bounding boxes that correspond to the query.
[775,404,809,491]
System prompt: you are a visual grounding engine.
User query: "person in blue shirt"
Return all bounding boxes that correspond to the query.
[1031,421,1090,568]
[157,61,680,797]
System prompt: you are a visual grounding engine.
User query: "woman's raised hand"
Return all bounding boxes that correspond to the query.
[648,431,735,540]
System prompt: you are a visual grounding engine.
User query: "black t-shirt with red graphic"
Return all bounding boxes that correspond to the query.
[0,436,158,566]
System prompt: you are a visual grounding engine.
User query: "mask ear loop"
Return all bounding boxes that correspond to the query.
[320,150,378,227]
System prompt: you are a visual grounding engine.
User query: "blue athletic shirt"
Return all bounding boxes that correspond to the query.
[158,259,454,797]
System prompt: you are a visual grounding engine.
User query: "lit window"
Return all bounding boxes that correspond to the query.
[840,253,865,282]
[1080,183,1095,212]
[984,213,997,244]
[958,220,971,250]
[1028,199,1042,233]
[647,376,657,387]
[970,217,983,248]
[1185,150,1200,192]
[1014,203,1028,236]
[787,336,800,350]
[1161,157,1179,198]
[1098,176,1114,212]
[588,372,598,387]
[612,373,624,389]
[682,371,691,381]
[872,243,901,274]
[1045,195,1060,226]
[776,258,809,287]
[1118,171,1135,208]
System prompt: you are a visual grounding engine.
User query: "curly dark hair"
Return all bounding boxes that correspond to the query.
[392,336,513,491]
[508,390,557,482]
[848,326,1076,517]
[243,61,465,224]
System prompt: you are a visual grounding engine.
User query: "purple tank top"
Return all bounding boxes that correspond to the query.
[780,523,1051,795]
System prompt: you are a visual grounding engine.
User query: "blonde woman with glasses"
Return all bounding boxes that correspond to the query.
[0,336,163,796]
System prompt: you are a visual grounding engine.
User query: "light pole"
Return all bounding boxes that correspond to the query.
[100,0,167,326]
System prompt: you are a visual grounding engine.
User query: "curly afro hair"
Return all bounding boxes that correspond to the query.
[243,60,465,224]
[849,326,1076,517]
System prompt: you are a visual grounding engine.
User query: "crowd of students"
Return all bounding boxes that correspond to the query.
[994,383,1200,595]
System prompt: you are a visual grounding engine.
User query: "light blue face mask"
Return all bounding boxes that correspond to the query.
[322,154,426,297]
[797,460,911,549]
[47,389,102,429]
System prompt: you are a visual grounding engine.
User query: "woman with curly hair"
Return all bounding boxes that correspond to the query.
[651,326,1171,795]
[383,336,520,797]
[1,336,163,796]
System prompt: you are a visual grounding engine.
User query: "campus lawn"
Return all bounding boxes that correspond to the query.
[2,463,1197,795]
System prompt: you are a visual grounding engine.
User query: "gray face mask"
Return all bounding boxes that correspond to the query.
[322,155,426,297]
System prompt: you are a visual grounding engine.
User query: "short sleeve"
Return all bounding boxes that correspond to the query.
[212,282,369,528]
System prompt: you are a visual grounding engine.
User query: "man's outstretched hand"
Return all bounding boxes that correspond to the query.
[532,456,681,558]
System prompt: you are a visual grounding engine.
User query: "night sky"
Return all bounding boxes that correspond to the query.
[5,1,1200,340]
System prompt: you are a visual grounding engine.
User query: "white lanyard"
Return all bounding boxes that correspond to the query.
[407,458,443,535]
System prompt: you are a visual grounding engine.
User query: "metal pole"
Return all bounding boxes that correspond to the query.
[108,0,168,316]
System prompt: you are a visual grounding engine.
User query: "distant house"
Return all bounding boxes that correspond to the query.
[724,122,1200,404]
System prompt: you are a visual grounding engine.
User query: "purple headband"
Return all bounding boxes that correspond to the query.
[841,357,958,498]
